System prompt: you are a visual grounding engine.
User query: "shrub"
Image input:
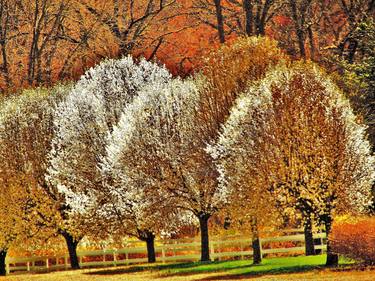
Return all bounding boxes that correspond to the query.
[331,217,375,265]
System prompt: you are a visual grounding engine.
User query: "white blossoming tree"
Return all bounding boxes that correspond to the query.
[47,56,172,264]
[101,77,229,262]
[98,101,193,262]
[213,62,374,267]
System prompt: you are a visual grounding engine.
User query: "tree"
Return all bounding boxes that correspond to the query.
[0,88,65,274]
[331,19,375,212]
[188,36,286,261]
[0,177,42,276]
[208,77,280,264]
[127,37,285,262]
[94,73,227,262]
[0,86,91,270]
[48,56,171,263]
[213,61,374,266]
[92,80,196,262]
[197,36,286,140]
[228,0,279,36]
[192,0,279,43]
[335,0,374,63]
[82,0,179,55]
[193,0,226,43]
[267,63,373,266]
[0,0,16,90]
[0,0,103,91]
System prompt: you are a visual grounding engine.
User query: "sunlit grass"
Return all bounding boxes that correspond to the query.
[83,254,353,278]
[154,255,352,276]
[2,255,371,281]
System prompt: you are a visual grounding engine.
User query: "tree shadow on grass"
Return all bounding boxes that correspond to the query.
[84,261,208,276]
[155,261,256,277]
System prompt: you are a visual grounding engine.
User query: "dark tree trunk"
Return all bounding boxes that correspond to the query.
[251,216,262,264]
[307,26,315,60]
[296,29,306,58]
[0,249,7,276]
[199,213,211,262]
[346,39,358,63]
[1,42,11,88]
[61,231,81,269]
[257,0,273,36]
[324,217,338,266]
[213,0,225,43]
[304,216,315,256]
[243,0,253,36]
[256,23,265,36]
[138,230,156,263]
[289,0,306,59]
[145,233,156,263]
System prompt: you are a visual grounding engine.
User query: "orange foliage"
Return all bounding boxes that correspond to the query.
[198,36,288,140]
[331,217,375,265]
[273,15,293,27]
[135,0,221,77]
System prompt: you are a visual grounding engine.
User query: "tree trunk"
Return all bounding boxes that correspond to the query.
[213,0,225,43]
[199,213,211,262]
[304,215,315,256]
[289,0,306,59]
[324,217,338,266]
[256,22,266,36]
[138,230,156,263]
[61,231,81,269]
[146,233,156,263]
[243,0,253,36]
[257,0,272,36]
[1,42,11,88]
[346,39,358,63]
[251,216,262,264]
[0,249,7,276]
[307,26,315,60]
[296,29,306,58]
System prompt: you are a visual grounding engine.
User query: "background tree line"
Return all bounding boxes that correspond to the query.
[0,0,373,87]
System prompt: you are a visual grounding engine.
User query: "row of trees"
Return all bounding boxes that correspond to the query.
[0,0,373,90]
[0,37,373,275]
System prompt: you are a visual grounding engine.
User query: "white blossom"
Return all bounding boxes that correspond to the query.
[47,57,171,217]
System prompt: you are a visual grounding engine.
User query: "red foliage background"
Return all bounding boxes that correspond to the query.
[331,217,375,265]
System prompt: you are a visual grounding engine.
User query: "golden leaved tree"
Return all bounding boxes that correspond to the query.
[0,86,90,273]
[213,61,374,267]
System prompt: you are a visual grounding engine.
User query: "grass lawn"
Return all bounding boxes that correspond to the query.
[1,255,374,281]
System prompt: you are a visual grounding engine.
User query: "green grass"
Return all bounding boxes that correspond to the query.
[87,254,353,279]
[4,255,370,281]
[158,255,350,276]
